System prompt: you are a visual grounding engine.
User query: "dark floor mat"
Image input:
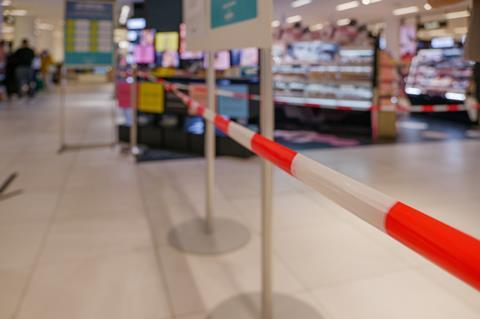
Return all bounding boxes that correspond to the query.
[136,149,200,162]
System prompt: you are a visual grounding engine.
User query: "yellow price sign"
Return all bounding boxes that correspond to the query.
[138,83,165,113]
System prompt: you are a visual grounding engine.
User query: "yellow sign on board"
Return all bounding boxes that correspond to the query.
[138,83,165,113]
[155,32,179,52]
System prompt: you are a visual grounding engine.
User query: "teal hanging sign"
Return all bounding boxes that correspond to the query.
[211,0,257,29]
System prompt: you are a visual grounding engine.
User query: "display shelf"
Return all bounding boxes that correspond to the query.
[273,42,375,106]
[406,48,474,102]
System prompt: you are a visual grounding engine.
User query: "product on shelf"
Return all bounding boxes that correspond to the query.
[272,41,375,110]
[405,48,474,103]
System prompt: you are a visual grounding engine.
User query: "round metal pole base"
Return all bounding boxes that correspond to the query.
[207,293,324,319]
[168,218,250,255]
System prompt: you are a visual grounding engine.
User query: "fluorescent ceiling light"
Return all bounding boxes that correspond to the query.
[291,0,312,8]
[445,10,470,20]
[393,6,419,16]
[271,20,280,28]
[362,0,382,5]
[9,9,28,16]
[424,3,432,10]
[336,1,359,11]
[310,23,324,31]
[337,18,351,26]
[119,5,130,25]
[36,22,54,31]
[286,15,302,24]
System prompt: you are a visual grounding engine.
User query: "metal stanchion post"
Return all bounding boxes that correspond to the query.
[167,52,250,255]
[207,47,321,319]
[206,51,215,234]
[260,47,274,319]
[130,66,139,156]
[58,66,67,153]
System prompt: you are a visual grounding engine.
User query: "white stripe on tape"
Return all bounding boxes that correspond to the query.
[203,109,215,122]
[291,154,396,231]
[228,122,255,151]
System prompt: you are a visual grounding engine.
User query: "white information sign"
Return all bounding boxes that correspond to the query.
[183,0,272,51]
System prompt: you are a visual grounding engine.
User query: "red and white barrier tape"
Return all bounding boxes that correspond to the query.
[135,74,480,114]
[161,79,480,291]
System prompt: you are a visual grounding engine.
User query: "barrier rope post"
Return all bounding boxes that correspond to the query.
[130,66,140,156]
[260,47,274,319]
[58,65,67,153]
[166,54,250,256]
[205,51,216,234]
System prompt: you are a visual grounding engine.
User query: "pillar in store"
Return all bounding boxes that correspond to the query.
[384,16,401,60]
[14,16,36,48]
[36,29,54,53]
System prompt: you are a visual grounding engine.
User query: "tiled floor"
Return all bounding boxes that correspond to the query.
[0,83,479,319]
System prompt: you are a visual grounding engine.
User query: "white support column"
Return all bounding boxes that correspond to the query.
[385,16,401,60]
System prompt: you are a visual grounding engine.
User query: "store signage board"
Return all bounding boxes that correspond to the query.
[211,0,257,29]
[183,0,272,51]
[64,1,114,67]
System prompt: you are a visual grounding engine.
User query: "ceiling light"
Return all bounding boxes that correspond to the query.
[337,18,351,26]
[2,0,12,6]
[362,0,382,5]
[271,20,280,28]
[336,1,359,11]
[310,23,324,31]
[393,6,419,16]
[445,10,470,20]
[8,9,28,16]
[286,15,302,24]
[119,5,130,25]
[291,0,312,8]
[424,3,432,10]
[36,23,54,31]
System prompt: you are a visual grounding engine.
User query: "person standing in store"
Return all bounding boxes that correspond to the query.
[40,50,53,89]
[13,39,35,98]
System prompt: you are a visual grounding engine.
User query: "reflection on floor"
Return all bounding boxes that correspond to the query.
[276,113,480,150]
[0,84,479,319]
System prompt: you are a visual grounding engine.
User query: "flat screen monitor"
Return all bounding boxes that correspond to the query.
[134,30,155,64]
[204,51,231,70]
[181,51,204,60]
[161,51,180,68]
[240,48,259,67]
[127,18,146,30]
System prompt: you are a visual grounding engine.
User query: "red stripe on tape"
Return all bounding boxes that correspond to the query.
[447,105,460,112]
[251,134,298,175]
[196,106,205,116]
[337,106,353,111]
[214,115,230,134]
[422,105,434,112]
[386,202,480,291]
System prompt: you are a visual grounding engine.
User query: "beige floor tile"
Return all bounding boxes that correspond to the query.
[158,235,305,315]
[37,217,153,265]
[274,222,410,288]
[0,223,48,270]
[17,251,172,319]
[311,269,479,319]
[0,268,30,319]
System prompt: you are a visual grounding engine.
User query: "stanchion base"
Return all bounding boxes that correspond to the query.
[208,293,325,319]
[168,218,250,255]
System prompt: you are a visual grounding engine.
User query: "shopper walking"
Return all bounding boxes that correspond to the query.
[13,39,35,98]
